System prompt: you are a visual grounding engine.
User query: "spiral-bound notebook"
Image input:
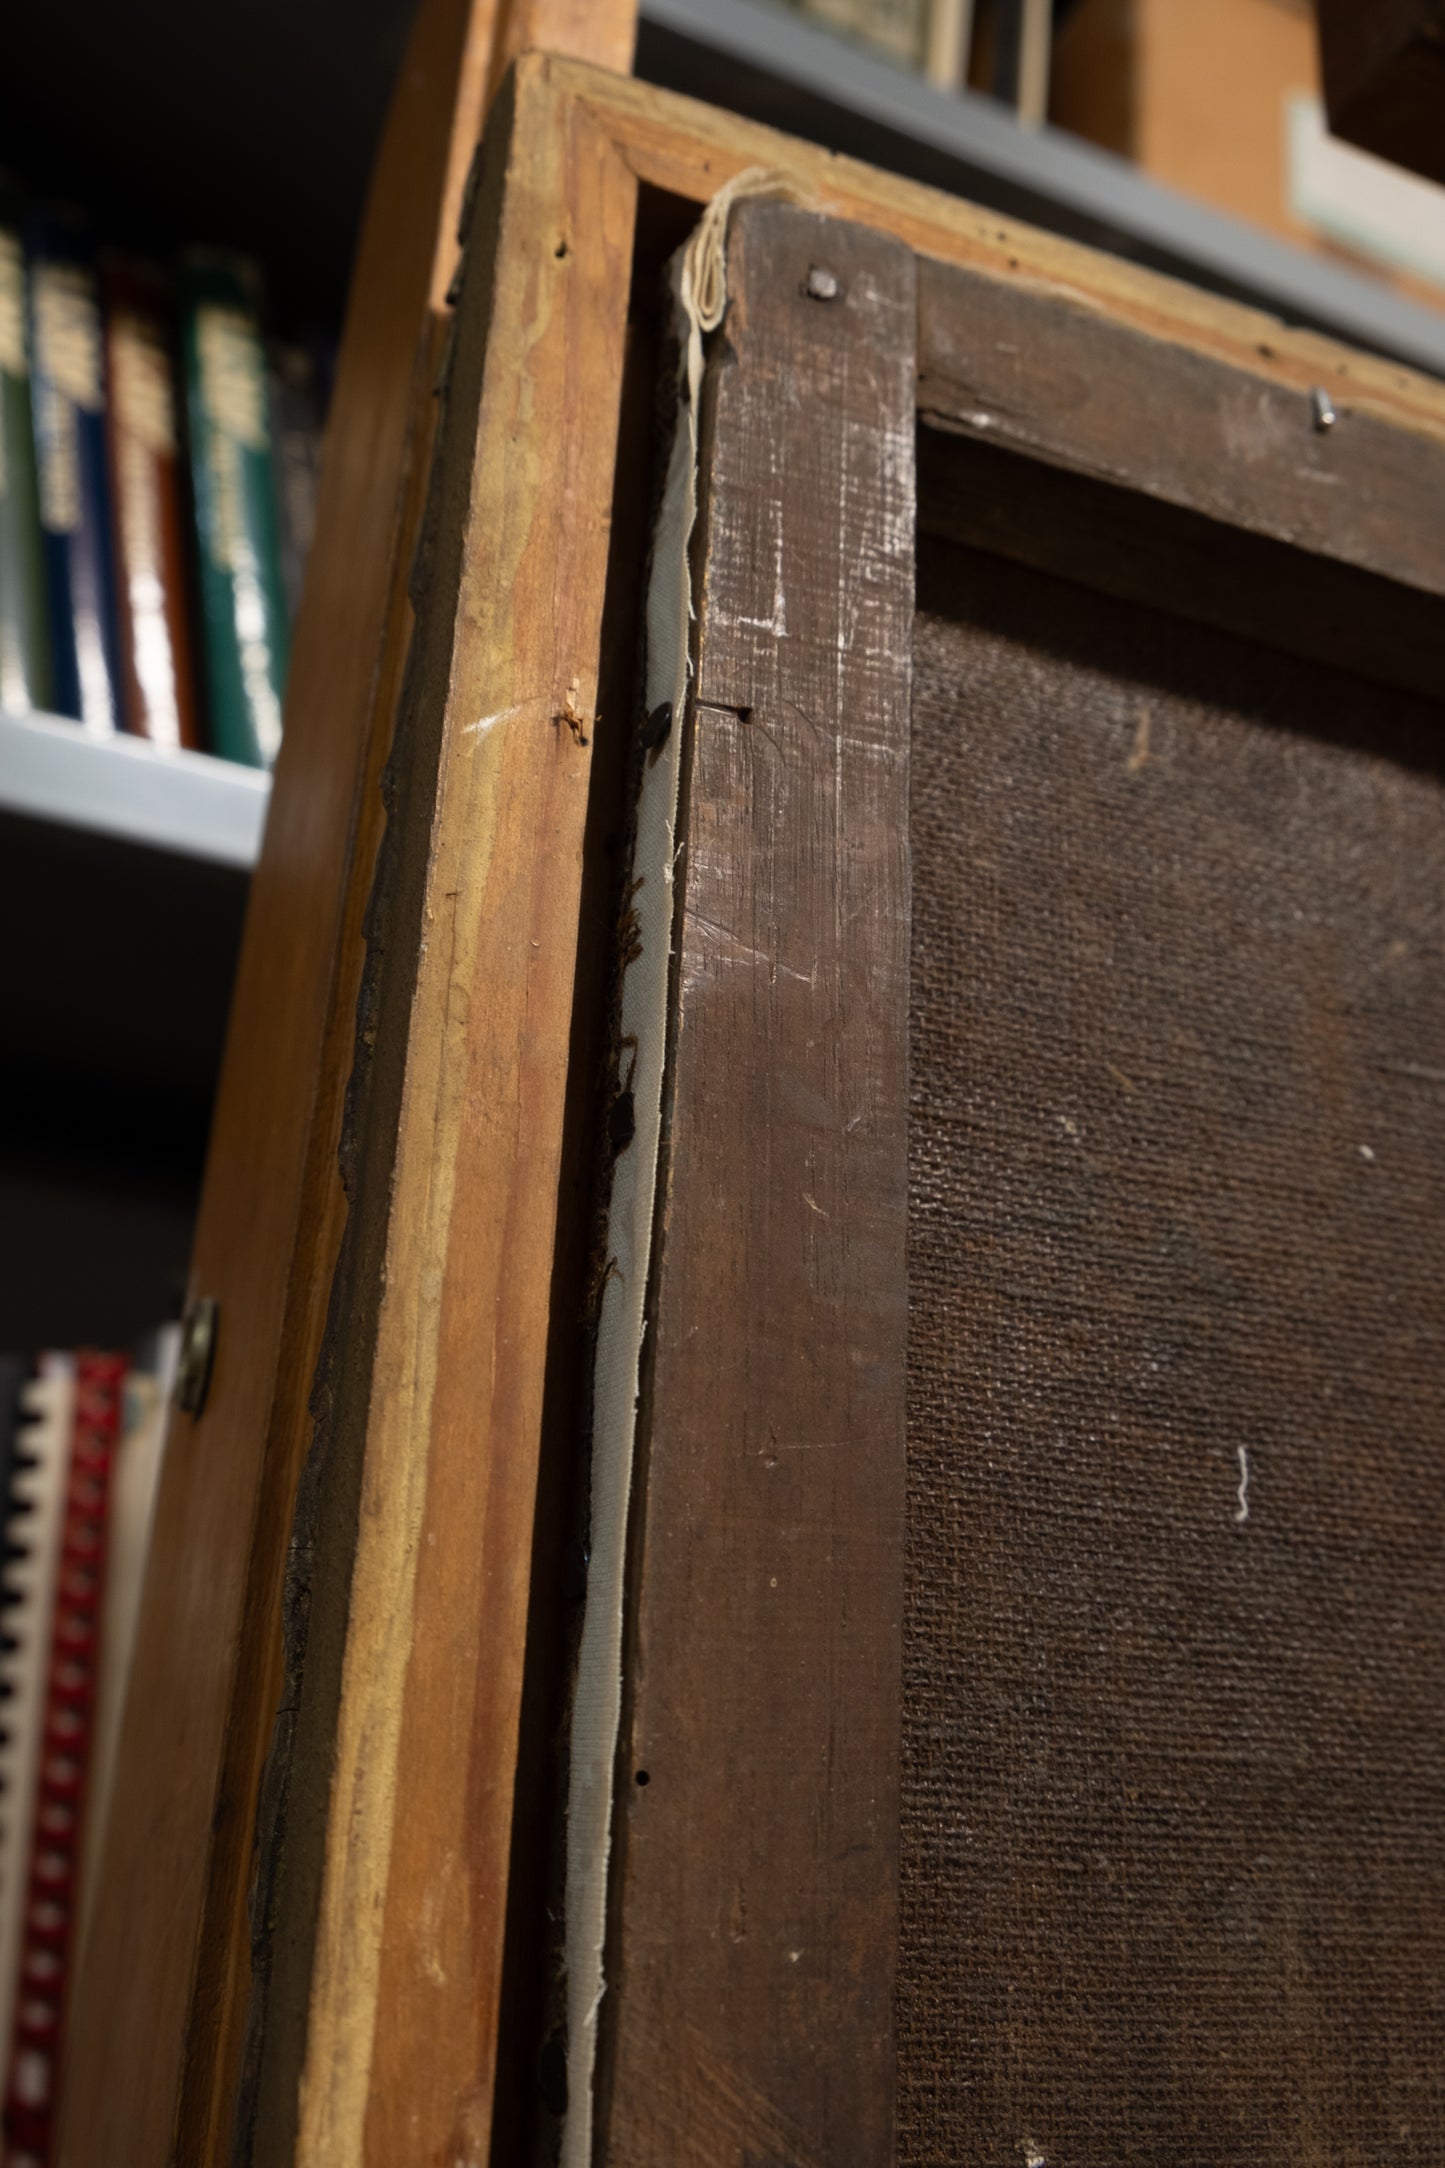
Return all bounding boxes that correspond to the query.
[0,1332,176,2166]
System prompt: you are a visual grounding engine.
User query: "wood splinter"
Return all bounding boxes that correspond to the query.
[556,674,596,744]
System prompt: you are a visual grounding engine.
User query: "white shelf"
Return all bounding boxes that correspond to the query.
[0,708,269,872]
[638,0,1445,381]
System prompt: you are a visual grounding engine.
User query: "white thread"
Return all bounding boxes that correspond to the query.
[1235,1444,1251,1524]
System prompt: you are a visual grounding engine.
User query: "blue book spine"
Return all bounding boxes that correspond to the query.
[26,219,123,732]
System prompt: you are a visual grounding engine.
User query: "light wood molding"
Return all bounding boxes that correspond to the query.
[244,71,640,2168]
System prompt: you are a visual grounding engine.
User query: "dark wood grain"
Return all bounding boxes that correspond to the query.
[918,252,1445,600]
[1316,0,1445,187]
[917,423,1445,702]
[602,199,914,2167]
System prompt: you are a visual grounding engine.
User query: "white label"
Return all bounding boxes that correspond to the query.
[33,261,103,411]
[1286,92,1445,293]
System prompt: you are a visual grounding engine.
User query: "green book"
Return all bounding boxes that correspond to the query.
[180,255,289,767]
[0,193,54,714]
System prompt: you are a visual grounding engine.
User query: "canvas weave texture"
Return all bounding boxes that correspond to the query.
[899,543,1445,2165]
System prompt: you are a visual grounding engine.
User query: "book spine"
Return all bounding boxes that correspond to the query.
[101,260,201,750]
[0,204,54,716]
[180,258,289,767]
[2,1352,124,2167]
[798,0,864,34]
[25,219,124,733]
[854,0,930,65]
[797,0,929,66]
[268,343,325,634]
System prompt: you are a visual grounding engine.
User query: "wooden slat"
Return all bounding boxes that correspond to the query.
[431,0,637,324]
[559,57,1445,447]
[604,199,914,2166]
[236,67,640,2168]
[490,0,636,100]
[1316,0,1445,188]
[917,424,1445,701]
[916,253,1445,599]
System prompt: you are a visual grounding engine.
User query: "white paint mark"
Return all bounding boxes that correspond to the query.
[465,702,526,737]
[1127,707,1151,774]
[1359,1143,1376,1161]
[1023,2142,1046,2168]
[787,1949,803,1964]
[733,506,789,636]
[1235,1445,1251,1524]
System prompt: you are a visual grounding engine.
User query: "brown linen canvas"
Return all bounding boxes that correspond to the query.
[899,539,1445,2165]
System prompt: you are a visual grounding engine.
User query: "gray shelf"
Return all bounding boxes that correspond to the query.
[0,708,269,871]
[637,0,1445,381]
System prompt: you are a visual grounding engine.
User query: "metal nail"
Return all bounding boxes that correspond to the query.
[1310,385,1337,432]
[804,265,841,302]
[175,1297,219,1418]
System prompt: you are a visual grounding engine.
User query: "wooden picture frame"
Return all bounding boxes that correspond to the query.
[63,41,1445,2167]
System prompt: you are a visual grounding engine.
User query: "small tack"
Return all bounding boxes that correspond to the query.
[1310,385,1336,433]
[804,264,840,302]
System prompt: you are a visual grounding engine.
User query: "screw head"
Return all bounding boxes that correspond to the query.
[175,1297,219,1418]
[804,264,841,302]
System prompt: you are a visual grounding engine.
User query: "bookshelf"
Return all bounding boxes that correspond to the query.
[635,0,1445,377]
[0,0,395,1366]
[0,709,268,869]
[0,713,264,1346]
[0,717,260,1349]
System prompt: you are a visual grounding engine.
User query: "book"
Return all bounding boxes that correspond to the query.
[268,342,326,635]
[100,260,201,751]
[180,255,289,768]
[0,1327,178,2155]
[25,217,124,734]
[797,0,930,66]
[2,1352,124,2167]
[0,190,53,717]
[0,1360,75,2096]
